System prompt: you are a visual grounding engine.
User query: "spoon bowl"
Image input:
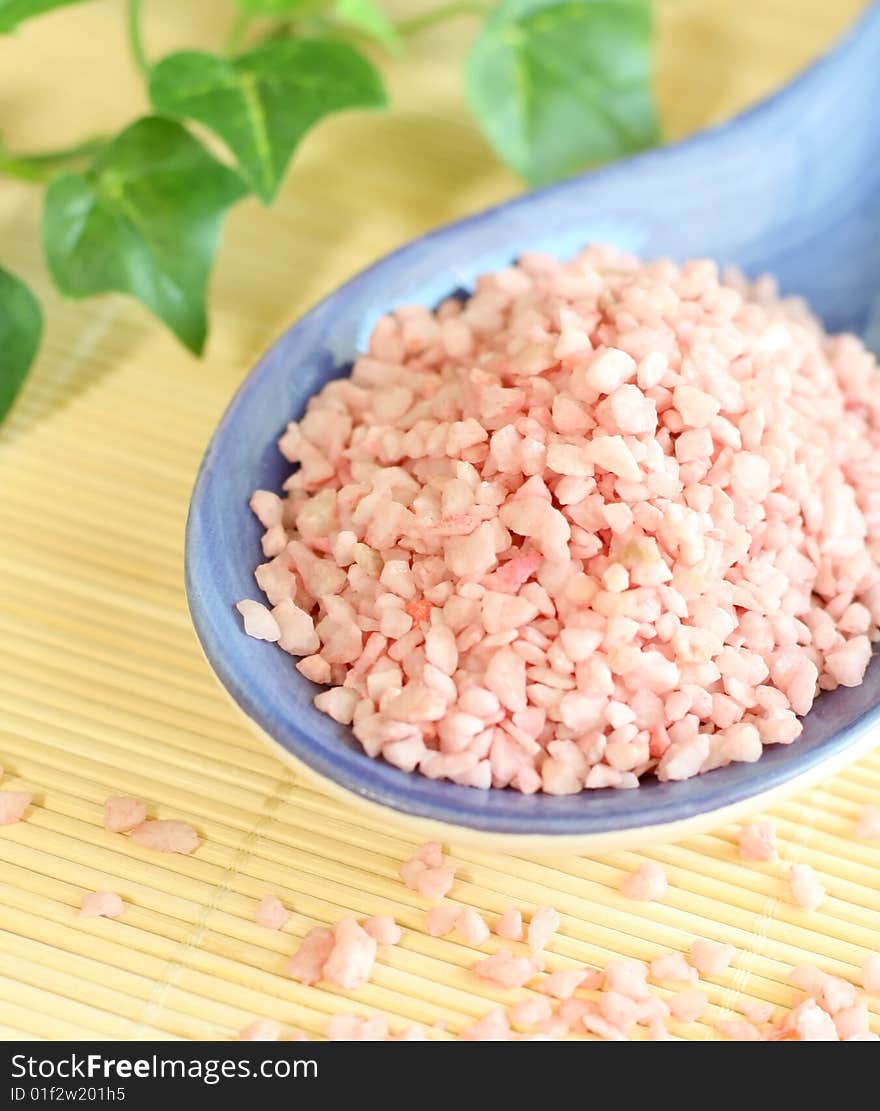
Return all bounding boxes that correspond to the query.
[186,4,880,851]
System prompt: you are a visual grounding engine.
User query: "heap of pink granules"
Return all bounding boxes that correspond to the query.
[238,246,880,793]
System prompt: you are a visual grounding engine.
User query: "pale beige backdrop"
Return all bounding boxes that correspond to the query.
[0,0,877,1040]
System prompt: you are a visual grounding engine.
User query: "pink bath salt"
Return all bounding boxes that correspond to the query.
[460,1007,512,1041]
[363,915,402,946]
[619,860,667,902]
[789,863,825,910]
[415,865,456,901]
[737,820,777,862]
[717,1019,762,1041]
[426,904,460,937]
[740,1000,774,1026]
[0,791,31,826]
[400,843,456,900]
[862,954,880,994]
[103,795,147,834]
[538,969,588,1000]
[255,895,289,930]
[855,804,880,840]
[323,917,377,991]
[581,1010,628,1041]
[456,907,490,946]
[510,996,554,1028]
[603,958,651,1001]
[669,990,708,1023]
[598,991,639,1035]
[473,949,539,989]
[327,1013,388,1041]
[129,820,199,855]
[238,1018,281,1041]
[494,906,524,941]
[527,906,560,953]
[285,927,334,985]
[833,1001,871,1040]
[824,636,872,687]
[391,1024,427,1041]
[790,998,839,1041]
[236,599,281,642]
[689,938,735,976]
[650,952,697,984]
[791,965,856,1014]
[79,891,124,919]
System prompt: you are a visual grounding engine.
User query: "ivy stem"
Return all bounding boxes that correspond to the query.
[126,0,150,79]
[395,1,489,36]
[0,137,107,183]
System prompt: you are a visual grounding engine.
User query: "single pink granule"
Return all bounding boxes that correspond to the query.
[285,926,334,985]
[717,1019,762,1041]
[0,791,31,825]
[789,998,839,1041]
[527,906,560,952]
[603,958,651,1000]
[242,247,880,794]
[323,917,377,990]
[669,990,708,1023]
[363,915,402,946]
[128,820,199,854]
[855,804,880,840]
[689,938,735,976]
[473,949,539,989]
[456,908,490,946]
[425,905,460,937]
[400,843,455,900]
[789,863,825,910]
[740,1000,774,1026]
[327,1013,388,1041]
[650,952,697,984]
[510,996,554,1028]
[103,795,147,833]
[238,1019,281,1041]
[79,891,124,919]
[737,820,777,862]
[460,1007,512,1041]
[862,954,880,994]
[538,969,589,1000]
[494,907,524,941]
[619,860,667,901]
[255,895,289,930]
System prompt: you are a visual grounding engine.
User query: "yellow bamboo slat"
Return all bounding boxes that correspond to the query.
[0,0,876,1041]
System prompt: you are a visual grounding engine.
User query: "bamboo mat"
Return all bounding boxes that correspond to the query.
[1,0,877,1041]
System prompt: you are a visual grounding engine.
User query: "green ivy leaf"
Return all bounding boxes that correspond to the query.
[149,39,386,205]
[0,0,89,32]
[334,0,403,54]
[43,117,247,355]
[466,0,658,186]
[0,266,42,423]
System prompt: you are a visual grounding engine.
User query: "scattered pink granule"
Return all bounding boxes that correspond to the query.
[650,952,697,984]
[603,958,651,1000]
[456,907,490,946]
[717,1019,761,1041]
[0,791,31,825]
[855,804,880,840]
[128,819,199,854]
[689,938,735,976]
[400,843,455,900]
[538,969,589,1000]
[789,998,839,1041]
[473,949,539,989]
[242,247,880,795]
[620,860,667,901]
[103,795,147,833]
[425,904,460,937]
[669,990,708,1023]
[737,820,777,862]
[527,906,560,952]
[598,991,638,1035]
[285,926,334,985]
[323,917,377,991]
[862,954,880,994]
[255,895,289,930]
[789,863,825,910]
[327,1013,388,1041]
[494,907,523,941]
[391,1025,427,1040]
[363,915,402,946]
[510,996,554,1028]
[238,1019,281,1041]
[460,1007,512,1041]
[791,965,856,1014]
[79,891,124,919]
[740,1000,774,1026]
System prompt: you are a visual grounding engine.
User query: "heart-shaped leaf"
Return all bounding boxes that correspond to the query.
[148,38,386,204]
[466,0,658,186]
[0,0,89,32]
[43,116,247,355]
[0,266,42,423]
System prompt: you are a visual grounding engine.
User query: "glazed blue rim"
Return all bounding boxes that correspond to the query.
[186,6,880,836]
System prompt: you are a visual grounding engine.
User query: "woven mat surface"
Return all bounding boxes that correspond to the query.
[0,0,877,1040]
